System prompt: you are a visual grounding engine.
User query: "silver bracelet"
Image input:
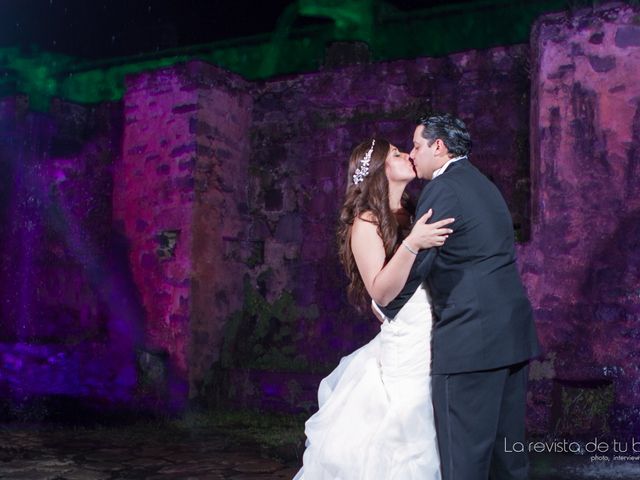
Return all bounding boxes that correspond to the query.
[402,240,418,256]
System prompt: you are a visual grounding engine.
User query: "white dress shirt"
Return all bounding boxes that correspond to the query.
[432,155,467,179]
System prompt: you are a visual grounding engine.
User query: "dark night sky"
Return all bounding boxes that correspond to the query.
[0,0,475,60]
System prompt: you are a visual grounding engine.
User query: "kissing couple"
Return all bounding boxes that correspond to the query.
[294,113,541,480]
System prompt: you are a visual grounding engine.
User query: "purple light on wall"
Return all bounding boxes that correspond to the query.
[15,163,34,344]
[0,101,146,409]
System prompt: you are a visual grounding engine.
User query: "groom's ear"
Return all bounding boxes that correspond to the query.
[435,139,451,158]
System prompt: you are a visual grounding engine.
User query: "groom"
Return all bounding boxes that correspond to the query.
[378,114,541,479]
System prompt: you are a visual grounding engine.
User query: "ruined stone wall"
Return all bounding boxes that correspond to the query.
[0,45,534,411]
[117,66,198,405]
[6,4,640,427]
[117,62,251,404]
[189,64,253,397]
[247,45,532,365]
[525,2,640,434]
[0,95,138,405]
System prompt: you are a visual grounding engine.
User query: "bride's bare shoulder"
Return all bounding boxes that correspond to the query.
[354,210,378,224]
[351,211,383,247]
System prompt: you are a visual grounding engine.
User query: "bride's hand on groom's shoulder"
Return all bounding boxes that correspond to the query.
[405,209,454,251]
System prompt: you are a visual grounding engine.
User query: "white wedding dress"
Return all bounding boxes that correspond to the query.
[293,284,441,480]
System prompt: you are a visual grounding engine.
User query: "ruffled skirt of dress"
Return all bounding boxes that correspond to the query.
[292,317,441,480]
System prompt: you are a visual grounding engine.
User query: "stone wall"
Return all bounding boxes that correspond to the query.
[2,2,639,432]
[189,64,253,396]
[0,47,535,412]
[116,62,252,404]
[0,95,139,405]
[247,45,532,366]
[525,2,640,435]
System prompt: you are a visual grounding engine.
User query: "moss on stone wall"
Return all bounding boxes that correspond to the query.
[219,277,320,373]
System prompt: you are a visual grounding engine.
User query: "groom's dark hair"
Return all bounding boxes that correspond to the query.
[417,113,472,158]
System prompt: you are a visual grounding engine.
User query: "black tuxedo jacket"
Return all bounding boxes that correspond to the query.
[378,158,541,374]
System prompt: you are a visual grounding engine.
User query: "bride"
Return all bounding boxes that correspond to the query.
[294,138,454,479]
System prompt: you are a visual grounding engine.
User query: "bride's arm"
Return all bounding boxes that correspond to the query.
[351,211,453,307]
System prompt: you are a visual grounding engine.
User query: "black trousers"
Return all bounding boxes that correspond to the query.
[432,361,530,480]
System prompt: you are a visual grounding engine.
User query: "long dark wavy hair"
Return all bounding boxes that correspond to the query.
[337,138,414,311]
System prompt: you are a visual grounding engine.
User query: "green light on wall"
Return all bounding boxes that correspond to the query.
[298,0,374,42]
[0,0,572,110]
[0,47,71,110]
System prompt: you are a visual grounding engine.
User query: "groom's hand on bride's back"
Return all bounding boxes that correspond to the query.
[404,208,454,251]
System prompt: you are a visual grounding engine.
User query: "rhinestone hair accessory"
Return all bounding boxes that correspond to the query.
[352,139,375,185]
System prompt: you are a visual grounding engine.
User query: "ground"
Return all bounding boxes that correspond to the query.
[1,410,640,479]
